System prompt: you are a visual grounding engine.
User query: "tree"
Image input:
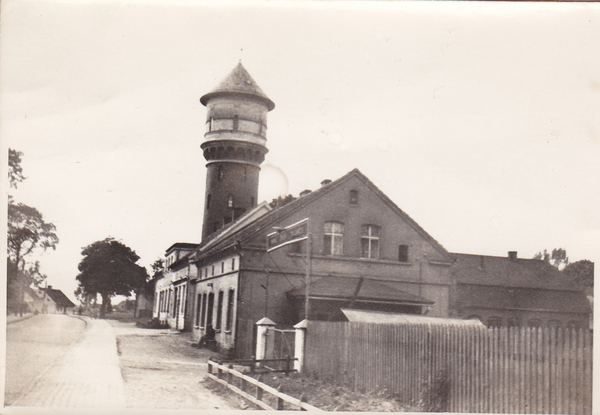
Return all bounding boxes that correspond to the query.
[8,202,59,271]
[76,237,148,317]
[533,248,568,270]
[563,260,594,288]
[8,148,26,189]
[7,149,57,311]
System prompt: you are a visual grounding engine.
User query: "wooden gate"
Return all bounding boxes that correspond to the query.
[265,327,295,371]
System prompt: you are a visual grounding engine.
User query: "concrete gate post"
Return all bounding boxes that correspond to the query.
[255,317,276,367]
[294,319,308,372]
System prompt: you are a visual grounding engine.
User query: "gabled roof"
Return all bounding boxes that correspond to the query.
[43,288,76,308]
[286,276,434,306]
[450,252,580,290]
[195,168,453,262]
[200,62,275,111]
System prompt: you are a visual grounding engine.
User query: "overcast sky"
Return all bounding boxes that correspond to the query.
[2,0,599,302]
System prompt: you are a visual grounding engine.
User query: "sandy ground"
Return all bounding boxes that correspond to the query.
[108,319,244,410]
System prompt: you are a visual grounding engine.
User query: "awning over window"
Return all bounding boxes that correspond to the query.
[341,308,485,327]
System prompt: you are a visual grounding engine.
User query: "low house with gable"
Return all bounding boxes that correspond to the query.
[449,252,590,330]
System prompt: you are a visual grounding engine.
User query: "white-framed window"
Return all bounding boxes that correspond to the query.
[324,221,344,256]
[361,225,380,259]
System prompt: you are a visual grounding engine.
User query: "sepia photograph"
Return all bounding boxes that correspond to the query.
[2,1,598,414]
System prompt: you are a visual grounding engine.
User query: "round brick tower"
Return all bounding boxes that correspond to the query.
[200,63,275,242]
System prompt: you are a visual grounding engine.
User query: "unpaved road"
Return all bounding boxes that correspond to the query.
[108,319,241,410]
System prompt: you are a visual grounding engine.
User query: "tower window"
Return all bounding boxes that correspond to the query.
[243,167,247,181]
[398,244,409,262]
[324,221,344,256]
[232,258,236,270]
[350,190,359,205]
[228,194,234,208]
[209,117,213,132]
[233,115,239,130]
[218,166,223,181]
[361,225,380,259]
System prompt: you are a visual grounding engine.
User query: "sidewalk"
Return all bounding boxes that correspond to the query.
[12,317,126,408]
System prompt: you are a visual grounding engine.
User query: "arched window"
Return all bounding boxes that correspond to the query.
[324,222,344,256]
[225,289,235,332]
[228,194,234,208]
[216,291,224,330]
[361,225,380,259]
[398,245,409,262]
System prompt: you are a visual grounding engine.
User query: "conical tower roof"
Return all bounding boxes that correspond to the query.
[200,62,275,110]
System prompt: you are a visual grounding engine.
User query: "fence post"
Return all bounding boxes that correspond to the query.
[255,317,276,368]
[227,363,233,385]
[294,319,308,372]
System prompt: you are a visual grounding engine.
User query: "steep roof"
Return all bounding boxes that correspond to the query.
[450,252,580,290]
[200,62,275,110]
[43,288,76,308]
[286,276,434,306]
[196,168,453,262]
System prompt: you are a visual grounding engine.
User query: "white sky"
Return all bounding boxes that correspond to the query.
[2,0,599,303]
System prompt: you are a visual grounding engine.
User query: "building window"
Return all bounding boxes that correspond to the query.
[221,262,224,273]
[232,258,235,270]
[228,194,234,208]
[324,222,344,256]
[211,265,215,276]
[487,316,503,328]
[361,225,380,259]
[196,294,202,326]
[349,190,358,205]
[206,293,214,329]
[200,293,207,328]
[398,245,409,262]
[209,117,213,132]
[233,115,239,130]
[225,289,235,332]
[216,291,224,331]
[218,165,223,180]
[207,194,211,210]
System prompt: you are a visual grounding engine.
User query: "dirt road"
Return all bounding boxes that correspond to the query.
[108,319,241,410]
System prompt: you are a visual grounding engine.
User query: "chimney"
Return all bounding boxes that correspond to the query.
[508,251,517,261]
[299,189,311,197]
[321,179,332,187]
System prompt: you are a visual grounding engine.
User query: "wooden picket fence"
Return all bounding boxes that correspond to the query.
[304,322,592,414]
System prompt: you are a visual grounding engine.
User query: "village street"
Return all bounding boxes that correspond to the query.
[5,314,239,411]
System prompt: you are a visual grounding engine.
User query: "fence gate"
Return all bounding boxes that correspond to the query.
[264,327,295,371]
